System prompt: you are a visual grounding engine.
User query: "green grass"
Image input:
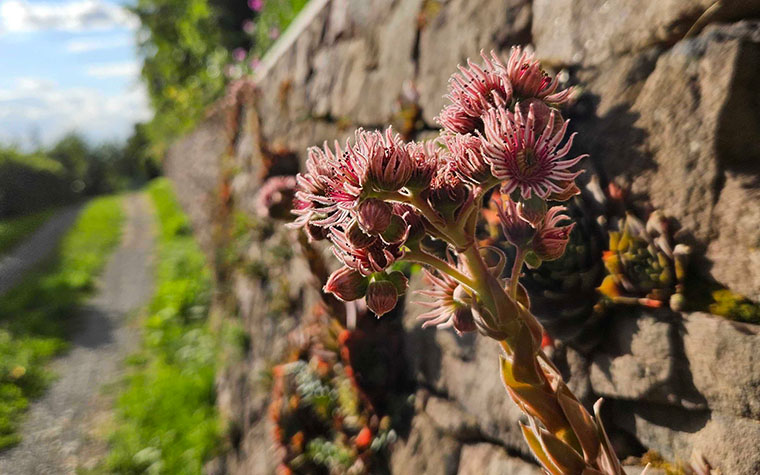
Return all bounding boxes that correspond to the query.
[0,209,55,256]
[0,196,124,449]
[104,178,220,474]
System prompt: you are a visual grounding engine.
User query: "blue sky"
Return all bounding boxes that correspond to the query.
[0,0,150,148]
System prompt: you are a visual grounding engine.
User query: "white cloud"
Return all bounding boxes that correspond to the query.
[0,0,138,34]
[0,77,151,146]
[66,35,131,53]
[85,61,140,78]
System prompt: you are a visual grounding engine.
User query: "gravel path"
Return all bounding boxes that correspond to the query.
[0,205,83,297]
[0,194,155,475]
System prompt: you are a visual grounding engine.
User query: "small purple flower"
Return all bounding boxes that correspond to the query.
[481,102,586,200]
[243,20,255,34]
[269,26,280,40]
[248,0,264,12]
[249,57,261,70]
[233,47,247,62]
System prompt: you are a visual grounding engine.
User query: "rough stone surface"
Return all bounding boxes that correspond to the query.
[389,415,461,475]
[681,312,760,420]
[457,443,539,475]
[590,313,676,402]
[163,1,760,473]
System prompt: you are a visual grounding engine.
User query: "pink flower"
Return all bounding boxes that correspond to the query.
[481,102,586,200]
[291,135,368,229]
[532,206,575,261]
[427,163,473,222]
[361,127,413,192]
[269,26,280,40]
[504,46,573,105]
[243,20,255,34]
[255,175,296,219]
[442,133,492,186]
[405,140,440,191]
[248,0,263,12]
[416,267,475,335]
[436,51,513,134]
[250,57,261,70]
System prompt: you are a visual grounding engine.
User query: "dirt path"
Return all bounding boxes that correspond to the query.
[0,205,83,297]
[0,194,155,475]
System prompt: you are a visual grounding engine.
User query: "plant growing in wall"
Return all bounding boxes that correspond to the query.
[290,47,624,474]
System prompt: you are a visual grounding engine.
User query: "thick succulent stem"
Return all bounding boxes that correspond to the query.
[455,243,619,474]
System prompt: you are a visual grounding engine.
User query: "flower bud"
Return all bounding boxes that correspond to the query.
[394,204,425,245]
[405,140,439,191]
[380,214,408,244]
[444,134,493,186]
[452,306,477,334]
[364,127,413,191]
[516,99,564,136]
[347,220,376,249]
[533,207,574,261]
[324,266,369,302]
[305,223,327,241]
[428,165,472,222]
[366,280,398,317]
[357,198,392,235]
[386,270,409,296]
[496,198,536,248]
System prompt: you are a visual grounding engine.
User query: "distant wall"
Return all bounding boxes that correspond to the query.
[165,1,760,473]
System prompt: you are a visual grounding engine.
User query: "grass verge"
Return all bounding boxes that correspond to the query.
[0,196,124,449]
[0,209,55,255]
[104,178,220,474]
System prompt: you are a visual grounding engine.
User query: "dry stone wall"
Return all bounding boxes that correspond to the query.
[165,1,760,473]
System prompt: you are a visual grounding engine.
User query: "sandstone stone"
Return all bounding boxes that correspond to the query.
[423,395,482,439]
[389,414,461,475]
[707,171,760,300]
[610,400,760,475]
[681,312,760,420]
[457,443,539,475]
[533,0,760,66]
[416,0,531,125]
[403,274,531,455]
[590,312,677,402]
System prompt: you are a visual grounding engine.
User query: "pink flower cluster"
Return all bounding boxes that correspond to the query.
[291,47,585,320]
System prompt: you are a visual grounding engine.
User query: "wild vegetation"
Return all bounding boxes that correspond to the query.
[104,179,220,474]
[0,196,124,448]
